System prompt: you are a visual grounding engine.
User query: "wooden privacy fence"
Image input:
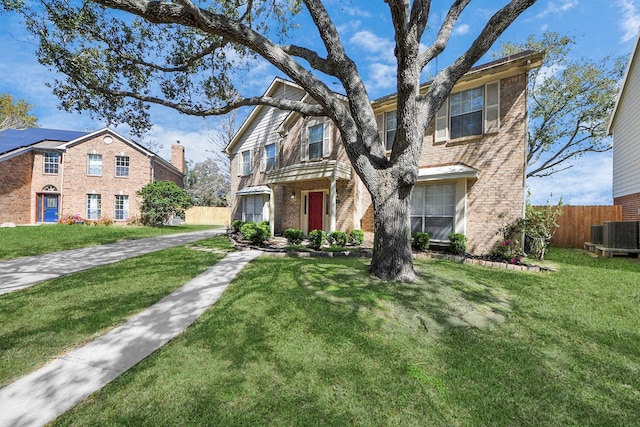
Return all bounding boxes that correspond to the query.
[539,205,622,248]
[185,206,231,226]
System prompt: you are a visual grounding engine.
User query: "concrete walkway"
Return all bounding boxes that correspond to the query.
[0,248,263,427]
[0,228,227,295]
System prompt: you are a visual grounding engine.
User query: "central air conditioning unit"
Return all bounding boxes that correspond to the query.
[603,221,640,249]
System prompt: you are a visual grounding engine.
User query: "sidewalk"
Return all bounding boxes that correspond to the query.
[0,228,227,295]
[0,249,263,427]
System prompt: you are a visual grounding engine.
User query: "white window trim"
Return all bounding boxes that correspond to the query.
[238,149,252,176]
[375,110,397,151]
[87,154,103,176]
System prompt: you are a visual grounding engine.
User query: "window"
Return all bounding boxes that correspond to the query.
[265,144,276,171]
[411,183,456,240]
[308,124,323,160]
[243,195,265,223]
[87,154,103,176]
[241,150,251,175]
[114,195,129,220]
[384,111,397,150]
[43,153,59,174]
[87,194,102,220]
[115,156,130,177]
[375,110,397,150]
[435,81,500,142]
[450,87,484,139]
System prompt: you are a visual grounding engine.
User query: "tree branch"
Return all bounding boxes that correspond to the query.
[418,0,471,70]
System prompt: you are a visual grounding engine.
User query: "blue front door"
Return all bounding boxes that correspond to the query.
[37,194,59,222]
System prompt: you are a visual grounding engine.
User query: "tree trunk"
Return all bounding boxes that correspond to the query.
[369,176,417,282]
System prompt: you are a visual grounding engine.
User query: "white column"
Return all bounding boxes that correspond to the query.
[329,177,337,231]
[269,187,275,236]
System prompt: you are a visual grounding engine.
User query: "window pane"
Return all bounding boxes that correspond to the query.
[411,217,423,234]
[116,156,130,177]
[424,217,453,240]
[411,186,424,215]
[44,153,59,174]
[115,195,129,220]
[242,150,251,175]
[450,87,483,139]
[265,144,276,171]
[411,184,456,239]
[308,124,323,160]
[87,194,101,220]
[88,154,102,176]
[385,111,396,150]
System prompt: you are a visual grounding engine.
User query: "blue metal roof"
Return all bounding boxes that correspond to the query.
[0,128,89,155]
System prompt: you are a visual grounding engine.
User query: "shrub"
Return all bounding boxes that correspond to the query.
[308,229,326,250]
[283,228,304,245]
[231,219,244,233]
[524,200,563,261]
[240,221,270,245]
[412,232,430,251]
[448,232,467,255]
[137,181,194,227]
[328,231,348,248]
[58,213,83,225]
[348,229,365,246]
[98,216,114,226]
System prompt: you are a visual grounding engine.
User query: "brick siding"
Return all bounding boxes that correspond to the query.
[0,151,34,224]
[614,193,640,221]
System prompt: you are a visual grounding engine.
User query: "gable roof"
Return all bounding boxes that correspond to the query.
[0,128,89,156]
[608,28,640,134]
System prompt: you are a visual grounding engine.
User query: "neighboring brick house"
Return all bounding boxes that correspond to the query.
[226,51,542,254]
[608,30,640,221]
[0,127,185,224]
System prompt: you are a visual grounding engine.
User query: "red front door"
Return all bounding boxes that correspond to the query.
[308,191,324,232]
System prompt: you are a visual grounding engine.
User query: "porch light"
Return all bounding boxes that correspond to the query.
[290,192,295,199]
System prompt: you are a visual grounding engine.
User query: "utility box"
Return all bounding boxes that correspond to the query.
[590,225,604,244]
[603,221,640,249]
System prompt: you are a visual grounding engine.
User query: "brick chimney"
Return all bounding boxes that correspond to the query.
[171,141,185,173]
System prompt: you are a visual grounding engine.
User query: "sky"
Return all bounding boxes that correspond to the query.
[1,0,639,205]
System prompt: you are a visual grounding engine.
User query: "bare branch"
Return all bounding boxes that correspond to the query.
[281,45,334,75]
[418,0,471,69]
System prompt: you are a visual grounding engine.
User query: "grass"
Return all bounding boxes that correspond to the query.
[0,236,232,387]
[46,248,640,426]
[0,224,221,260]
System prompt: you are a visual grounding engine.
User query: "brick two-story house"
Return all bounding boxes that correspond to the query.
[226,51,542,254]
[0,127,185,224]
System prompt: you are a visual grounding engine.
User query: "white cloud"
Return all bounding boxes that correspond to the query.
[366,63,397,92]
[341,6,372,18]
[535,0,579,19]
[616,0,640,42]
[349,30,395,61]
[453,23,470,36]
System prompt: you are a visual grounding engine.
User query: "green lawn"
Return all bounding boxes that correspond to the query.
[0,236,233,387]
[0,224,221,260]
[45,248,640,426]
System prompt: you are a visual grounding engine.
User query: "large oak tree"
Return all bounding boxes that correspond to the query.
[3,0,538,281]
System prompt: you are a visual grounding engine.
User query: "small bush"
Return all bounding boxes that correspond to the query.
[58,213,83,225]
[240,222,270,245]
[99,216,114,226]
[328,231,348,248]
[284,228,304,245]
[231,219,244,233]
[448,233,467,255]
[348,229,365,246]
[412,232,430,251]
[308,229,326,250]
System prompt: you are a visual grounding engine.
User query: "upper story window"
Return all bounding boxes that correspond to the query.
[450,87,484,139]
[43,152,59,174]
[241,149,252,176]
[301,118,332,162]
[376,111,397,151]
[87,154,103,176]
[265,144,276,171]
[308,124,324,160]
[115,156,130,177]
[435,81,500,142]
